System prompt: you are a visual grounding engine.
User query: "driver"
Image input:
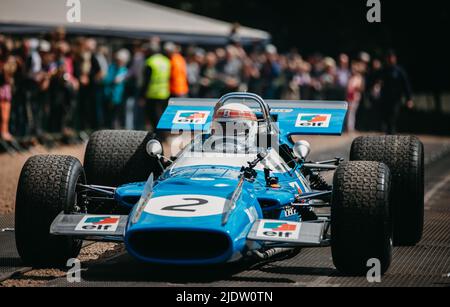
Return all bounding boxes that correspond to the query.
[206,103,259,153]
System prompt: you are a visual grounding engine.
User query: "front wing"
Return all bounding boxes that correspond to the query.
[247,219,328,247]
[50,213,128,241]
[50,214,328,247]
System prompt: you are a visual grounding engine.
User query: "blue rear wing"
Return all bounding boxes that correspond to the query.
[157,98,348,139]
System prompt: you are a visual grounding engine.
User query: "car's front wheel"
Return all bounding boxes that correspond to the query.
[331,161,392,276]
[15,155,85,267]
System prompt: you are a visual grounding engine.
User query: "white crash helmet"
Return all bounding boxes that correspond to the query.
[211,103,258,138]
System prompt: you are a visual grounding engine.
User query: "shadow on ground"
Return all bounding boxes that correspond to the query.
[74,251,343,286]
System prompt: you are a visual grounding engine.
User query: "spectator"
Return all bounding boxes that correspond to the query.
[336,53,351,100]
[34,40,56,136]
[186,46,203,98]
[295,60,313,100]
[367,58,383,130]
[242,56,261,95]
[358,51,371,75]
[378,50,413,134]
[228,22,242,45]
[199,52,221,98]
[261,44,281,99]
[51,27,67,45]
[9,40,28,138]
[321,57,339,100]
[103,49,130,129]
[164,42,189,98]
[309,53,325,100]
[95,45,111,128]
[96,45,110,80]
[346,60,365,133]
[280,54,301,100]
[220,45,243,94]
[140,39,171,132]
[126,41,146,91]
[127,41,147,130]
[48,41,78,135]
[0,55,16,141]
[55,41,77,86]
[73,37,101,131]
[25,38,42,78]
[245,49,264,94]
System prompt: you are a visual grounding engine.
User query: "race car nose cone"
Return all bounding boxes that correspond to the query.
[126,229,233,265]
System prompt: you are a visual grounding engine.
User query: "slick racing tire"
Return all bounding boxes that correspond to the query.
[350,135,424,246]
[84,130,162,187]
[331,161,392,276]
[15,155,84,267]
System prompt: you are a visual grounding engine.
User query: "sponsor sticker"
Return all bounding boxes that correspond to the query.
[295,114,331,128]
[283,207,297,217]
[144,195,227,218]
[256,221,301,240]
[173,111,210,125]
[75,216,120,232]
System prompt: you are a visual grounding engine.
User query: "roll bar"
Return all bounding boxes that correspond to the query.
[217,92,274,134]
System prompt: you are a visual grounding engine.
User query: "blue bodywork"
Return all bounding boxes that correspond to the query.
[112,95,347,265]
[115,164,310,265]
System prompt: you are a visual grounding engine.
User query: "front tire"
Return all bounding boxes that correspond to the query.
[15,155,84,267]
[84,130,162,187]
[331,161,392,276]
[350,135,424,246]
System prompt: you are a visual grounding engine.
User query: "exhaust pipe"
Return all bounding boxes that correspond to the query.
[253,248,294,260]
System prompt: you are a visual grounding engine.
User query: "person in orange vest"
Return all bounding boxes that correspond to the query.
[164,42,189,98]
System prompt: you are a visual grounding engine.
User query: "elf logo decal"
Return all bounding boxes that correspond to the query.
[295,114,331,128]
[173,111,210,125]
[266,222,297,231]
[144,195,227,217]
[75,216,120,232]
[256,221,301,239]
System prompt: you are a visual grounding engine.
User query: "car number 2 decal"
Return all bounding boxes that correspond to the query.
[162,198,209,212]
[144,195,227,217]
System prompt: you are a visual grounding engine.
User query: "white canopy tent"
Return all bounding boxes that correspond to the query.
[0,0,270,45]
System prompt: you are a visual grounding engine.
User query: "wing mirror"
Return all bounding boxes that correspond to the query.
[293,140,311,160]
[146,140,163,158]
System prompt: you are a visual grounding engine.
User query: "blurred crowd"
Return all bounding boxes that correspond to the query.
[0,27,413,149]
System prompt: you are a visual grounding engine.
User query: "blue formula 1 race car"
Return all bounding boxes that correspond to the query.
[15,92,424,276]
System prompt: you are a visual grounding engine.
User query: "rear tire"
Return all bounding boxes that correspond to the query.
[331,161,392,276]
[350,135,424,246]
[15,155,84,267]
[84,130,162,187]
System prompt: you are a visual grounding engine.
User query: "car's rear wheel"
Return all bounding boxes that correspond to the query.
[84,130,162,187]
[350,135,424,246]
[331,161,392,276]
[15,155,84,267]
